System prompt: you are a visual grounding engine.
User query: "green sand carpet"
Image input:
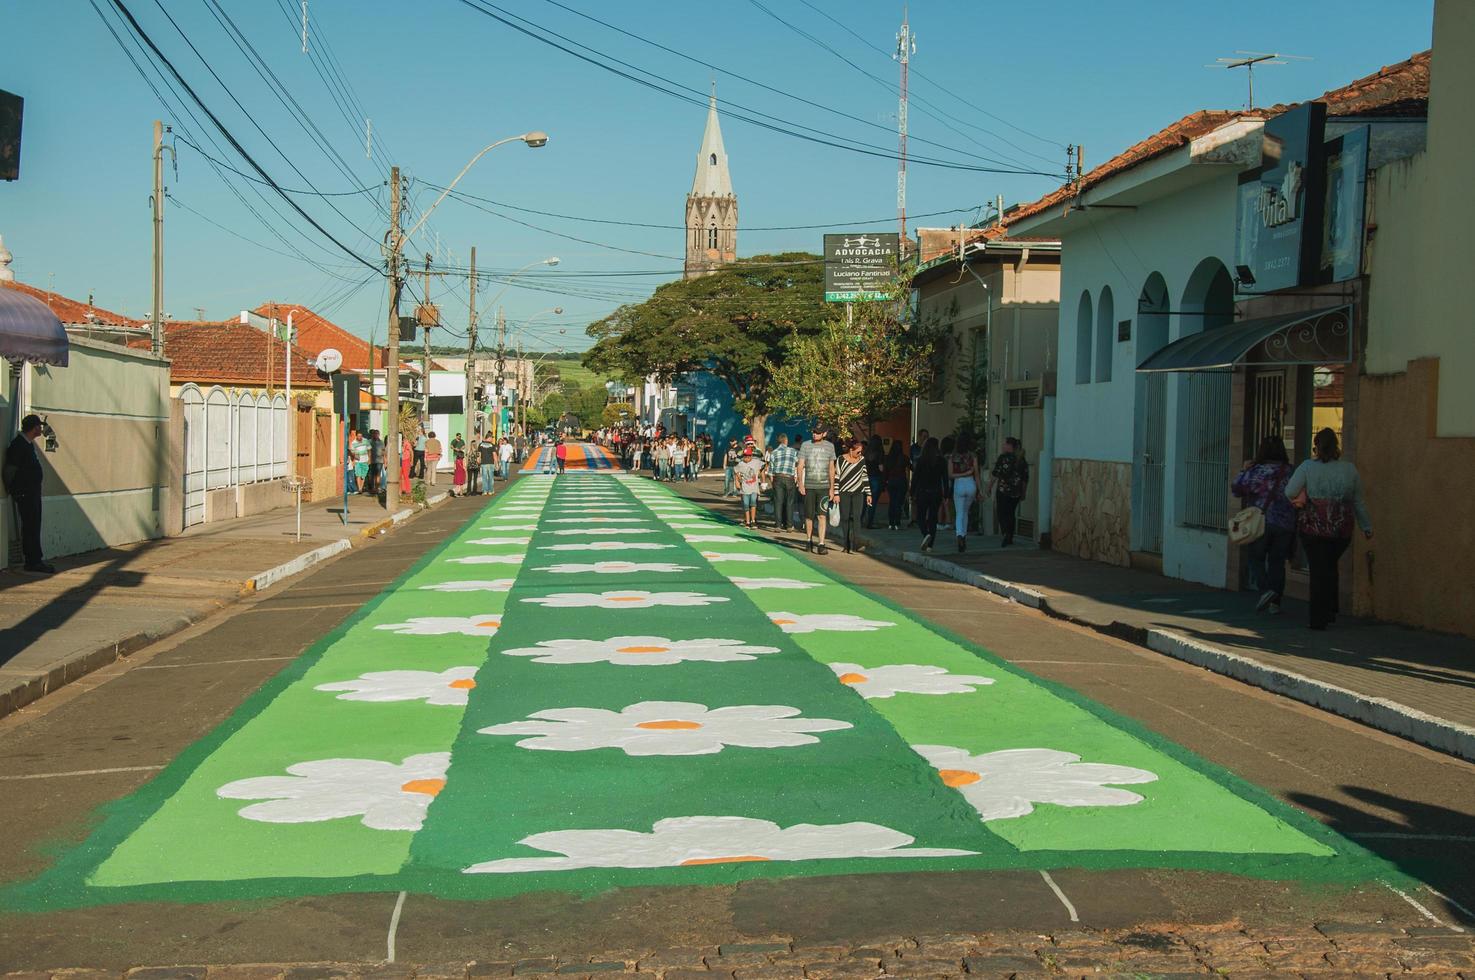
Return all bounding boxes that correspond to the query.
[6,473,1398,909]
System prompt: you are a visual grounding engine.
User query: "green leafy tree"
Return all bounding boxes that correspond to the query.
[584,252,825,447]
[602,402,635,428]
[953,327,990,450]
[769,285,937,437]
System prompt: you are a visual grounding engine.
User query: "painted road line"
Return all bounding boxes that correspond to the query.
[1386,882,1464,932]
[1039,869,1079,923]
[0,765,167,781]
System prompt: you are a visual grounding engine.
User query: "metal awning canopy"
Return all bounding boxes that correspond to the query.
[0,286,69,366]
[1137,304,1352,373]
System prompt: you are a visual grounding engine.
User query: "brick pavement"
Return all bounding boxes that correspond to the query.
[10,924,1474,978]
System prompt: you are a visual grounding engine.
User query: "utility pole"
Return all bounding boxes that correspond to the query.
[465,245,478,439]
[151,120,165,356]
[422,253,433,423]
[384,166,403,511]
[894,7,915,254]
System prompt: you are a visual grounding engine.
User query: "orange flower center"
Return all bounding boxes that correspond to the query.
[607,595,644,602]
[939,769,981,788]
[448,678,477,690]
[838,672,869,685]
[476,619,501,628]
[680,855,771,866]
[616,645,669,655]
[771,618,797,626]
[635,720,702,730]
[400,778,446,797]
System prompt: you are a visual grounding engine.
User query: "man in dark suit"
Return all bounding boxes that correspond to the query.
[3,414,54,574]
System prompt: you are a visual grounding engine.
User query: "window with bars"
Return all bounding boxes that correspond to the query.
[1179,371,1232,530]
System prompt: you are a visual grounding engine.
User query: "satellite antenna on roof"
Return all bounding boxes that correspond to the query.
[1207,51,1313,109]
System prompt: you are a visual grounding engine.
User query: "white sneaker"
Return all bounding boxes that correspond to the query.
[1256,590,1276,612]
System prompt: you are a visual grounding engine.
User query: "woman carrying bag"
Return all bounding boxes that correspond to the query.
[1231,434,1297,614]
[1285,428,1372,631]
[836,438,873,554]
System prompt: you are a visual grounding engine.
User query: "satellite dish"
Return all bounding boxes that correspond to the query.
[317,347,343,373]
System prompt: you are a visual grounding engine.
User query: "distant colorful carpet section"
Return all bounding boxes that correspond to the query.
[520,442,620,473]
[4,473,1397,910]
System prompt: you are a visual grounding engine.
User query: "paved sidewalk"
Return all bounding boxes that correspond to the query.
[0,490,446,718]
[659,476,1475,762]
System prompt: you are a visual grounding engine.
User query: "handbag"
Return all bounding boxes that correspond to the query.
[827,499,841,527]
[1228,506,1265,546]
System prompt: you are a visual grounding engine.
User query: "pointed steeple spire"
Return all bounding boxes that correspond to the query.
[691,82,734,198]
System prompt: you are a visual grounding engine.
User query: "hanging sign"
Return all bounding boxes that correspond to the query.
[1234,102,1327,293]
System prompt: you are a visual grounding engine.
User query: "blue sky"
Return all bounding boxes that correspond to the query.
[1,1,1433,352]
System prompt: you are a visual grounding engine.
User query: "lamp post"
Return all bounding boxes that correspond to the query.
[384,131,548,512]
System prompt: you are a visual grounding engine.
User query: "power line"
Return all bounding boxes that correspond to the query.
[106,0,379,272]
[449,0,1060,177]
[175,137,382,196]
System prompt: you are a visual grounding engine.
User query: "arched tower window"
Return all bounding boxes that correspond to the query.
[708,224,718,250]
[709,153,717,166]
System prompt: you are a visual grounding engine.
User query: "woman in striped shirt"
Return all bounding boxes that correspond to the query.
[836,437,873,554]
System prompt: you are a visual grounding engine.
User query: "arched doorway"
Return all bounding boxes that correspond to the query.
[1177,259,1235,531]
[1132,273,1171,553]
[1074,290,1092,385]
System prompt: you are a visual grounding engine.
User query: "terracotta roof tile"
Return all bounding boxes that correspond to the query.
[252,301,386,372]
[1006,49,1430,229]
[129,321,329,388]
[0,280,144,327]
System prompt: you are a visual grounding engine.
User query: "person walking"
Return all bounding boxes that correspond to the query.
[948,433,981,553]
[477,434,497,493]
[555,436,569,474]
[670,439,687,483]
[734,445,765,528]
[767,432,798,532]
[1232,434,1297,614]
[836,437,872,554]
[424,431,442,486]
[912,436,946,552]
[1285,428,1372,630]
[795,424,838,555]
[986,436,1030,547]
[450,433,466,495]
[882,441,910,530]
[412,426,427,480]
[498,437,514,481]
[399,434,413,496]
[343,428,361,494]
[862,435,884,529]
[3,414,54,573]
[723,440,739,496]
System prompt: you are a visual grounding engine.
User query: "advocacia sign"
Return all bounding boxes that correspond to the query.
[823,232,899,302]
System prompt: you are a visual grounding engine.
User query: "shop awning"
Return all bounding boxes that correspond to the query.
[1136,305,1352,373]
[0,286,69,367]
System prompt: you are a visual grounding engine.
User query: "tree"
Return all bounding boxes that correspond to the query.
[768,286,937,437]
[584,252,825,446]
[602,402,635,428]
[952,326,989,449]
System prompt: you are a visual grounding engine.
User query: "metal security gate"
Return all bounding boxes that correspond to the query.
[181,386,206,527]
[1251,370,1287,446]
[1181,371,1232,531]
[1135,373,1167,554]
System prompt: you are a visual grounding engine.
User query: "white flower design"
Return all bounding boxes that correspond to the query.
[316,667,478,706]
[521,590,727,609]
[374,614,501,636]
[683,534,746,544]
[915,745,1159,821]
[449,554,525,565]
[700,551,776,563]
[828,663,994,699]
[419,579,516,593]
[547,517,649,524]
[479,523,539,531]
[480,701,850,755]
[666,522,728,529]
[541,541,674,552]
[463,815,975,873]
[468,536,532,546]
[768,612,894,633]
[217,752,450,831]
[502,635,780,666]
[550,528,658,536]
[729,577,823,591]
[534,561,695,574]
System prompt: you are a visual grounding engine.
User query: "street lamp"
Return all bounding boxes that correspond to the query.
[385,131,547,512]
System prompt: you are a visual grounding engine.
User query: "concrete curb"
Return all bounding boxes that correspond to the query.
[245,538,354,593]
[860,532,1475,763]
[1,491,458,721]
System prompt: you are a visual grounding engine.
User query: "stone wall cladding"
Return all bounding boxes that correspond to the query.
[1050,457,1131,566]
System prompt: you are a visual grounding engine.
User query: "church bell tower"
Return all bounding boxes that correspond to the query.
[684,85,738,278]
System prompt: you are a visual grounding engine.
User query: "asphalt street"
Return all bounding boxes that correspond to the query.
[0,469,1471,972]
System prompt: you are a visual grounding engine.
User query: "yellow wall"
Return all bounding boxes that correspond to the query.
[1365,0,1473,437]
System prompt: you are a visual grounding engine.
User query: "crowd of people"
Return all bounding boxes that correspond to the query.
[617,433,713,482]
[678,425,1032,558]
[342,424,531,500]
